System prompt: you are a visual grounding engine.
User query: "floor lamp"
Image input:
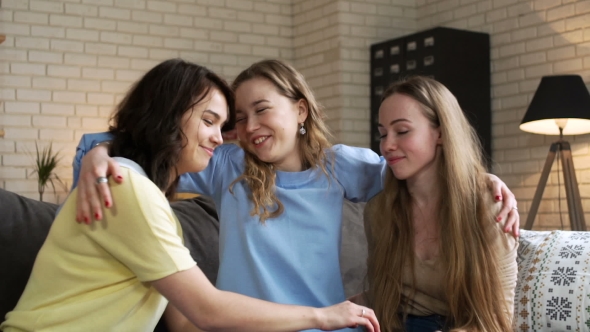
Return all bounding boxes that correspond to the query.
[520,75,590,231]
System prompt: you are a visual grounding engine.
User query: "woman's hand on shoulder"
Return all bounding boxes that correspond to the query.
[486,173,519,238]
[317,301,379,332]
[76,145,123,224]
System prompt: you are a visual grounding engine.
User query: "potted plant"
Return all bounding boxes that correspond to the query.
[30,142,66,202]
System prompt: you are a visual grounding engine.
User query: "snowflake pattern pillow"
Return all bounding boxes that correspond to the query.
[514,230,590,332]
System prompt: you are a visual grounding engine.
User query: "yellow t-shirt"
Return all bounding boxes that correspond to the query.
[1,165,196,332]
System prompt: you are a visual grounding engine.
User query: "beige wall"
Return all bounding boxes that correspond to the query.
[293,0,415,144]
[1,0,589,230]
[0,0,294,202]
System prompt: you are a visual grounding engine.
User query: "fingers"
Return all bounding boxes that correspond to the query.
[500,189,517,234]
[506,207,520,237]
[100,159,123,209]
[361,308,380,332]
[75,175,91,224]
[351,305,379,332]
[75,147,122,224]
[322,302,379,332]
[109,159,124,184]
[77,170,104,223]
[513,215,520,237]
[490,175,520,235]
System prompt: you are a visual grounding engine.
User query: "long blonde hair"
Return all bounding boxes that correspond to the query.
[230,60,333,222]
[366,76,511,332]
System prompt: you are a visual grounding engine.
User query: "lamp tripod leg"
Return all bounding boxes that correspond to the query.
[524,143,558,230]
[559,141,587,231]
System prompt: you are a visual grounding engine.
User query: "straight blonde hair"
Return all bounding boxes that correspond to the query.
[365,76,512,332]
[230,60,333,222]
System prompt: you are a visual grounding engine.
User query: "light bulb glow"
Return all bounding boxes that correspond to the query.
[519,118,590,135]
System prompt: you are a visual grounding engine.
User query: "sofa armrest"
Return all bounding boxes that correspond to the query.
[0,189,59,321]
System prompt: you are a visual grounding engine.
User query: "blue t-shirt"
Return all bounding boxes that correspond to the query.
[74,133,385,332]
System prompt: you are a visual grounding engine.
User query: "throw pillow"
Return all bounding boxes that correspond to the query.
[514,229,590,331]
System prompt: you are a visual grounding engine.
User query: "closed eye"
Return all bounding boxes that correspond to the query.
[235,111,246,123]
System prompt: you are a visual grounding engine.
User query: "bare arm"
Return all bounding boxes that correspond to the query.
[164,305,205,332]
[153,266,380,332]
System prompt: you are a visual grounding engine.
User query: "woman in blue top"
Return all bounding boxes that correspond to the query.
[73,60,519,332]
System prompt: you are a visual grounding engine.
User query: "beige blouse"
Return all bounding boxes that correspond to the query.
[364,196,518,318]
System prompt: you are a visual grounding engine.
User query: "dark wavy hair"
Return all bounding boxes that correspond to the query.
[108,58,234,198]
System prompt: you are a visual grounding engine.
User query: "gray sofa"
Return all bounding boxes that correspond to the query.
[2,188,589,331]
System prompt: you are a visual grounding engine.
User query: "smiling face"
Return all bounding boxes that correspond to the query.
[177,88,228,175]
[234,77,308,172]
[378,93,442,182]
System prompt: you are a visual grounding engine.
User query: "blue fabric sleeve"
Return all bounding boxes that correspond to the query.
[331,144,386,202]
[71,132,115,190]
[177,170,213,196]
[176,143,239,198]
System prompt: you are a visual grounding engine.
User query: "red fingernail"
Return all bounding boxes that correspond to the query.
[495,195,502,201]
[105,201,110,207]
[496,216,502,222]
[95,213,100,219]
[116,175,122,180]
[84,217,89,224]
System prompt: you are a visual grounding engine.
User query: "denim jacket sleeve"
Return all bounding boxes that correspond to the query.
[71,132,114,190]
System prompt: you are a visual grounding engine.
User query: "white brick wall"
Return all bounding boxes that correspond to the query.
[417,0,590,230]
[293,0,415,145]
[1,0,589,231]
[0,0,293,202]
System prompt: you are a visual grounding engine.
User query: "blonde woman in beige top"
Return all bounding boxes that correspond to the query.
[362,76,518,332]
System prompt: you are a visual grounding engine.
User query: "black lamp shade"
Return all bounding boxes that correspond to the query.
[520,75,590,135]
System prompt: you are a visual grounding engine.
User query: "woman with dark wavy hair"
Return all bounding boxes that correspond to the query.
[1,59,380,332]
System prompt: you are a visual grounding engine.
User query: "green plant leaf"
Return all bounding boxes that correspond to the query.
[30,142,65,201]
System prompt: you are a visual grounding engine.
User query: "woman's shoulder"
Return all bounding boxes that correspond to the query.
[328,144,382,165]
[203,143,244,174]
[329,144,376,155]
[113,166,164,200]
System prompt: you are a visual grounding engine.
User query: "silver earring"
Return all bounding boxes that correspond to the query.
[299,123,306,135]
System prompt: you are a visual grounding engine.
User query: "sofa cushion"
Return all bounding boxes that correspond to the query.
[170,196,219,284]
[0,189,58,322]
[340,200,367,297]
[514,229,590,331]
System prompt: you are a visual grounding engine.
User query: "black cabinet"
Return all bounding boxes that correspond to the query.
[370,27,492,168]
